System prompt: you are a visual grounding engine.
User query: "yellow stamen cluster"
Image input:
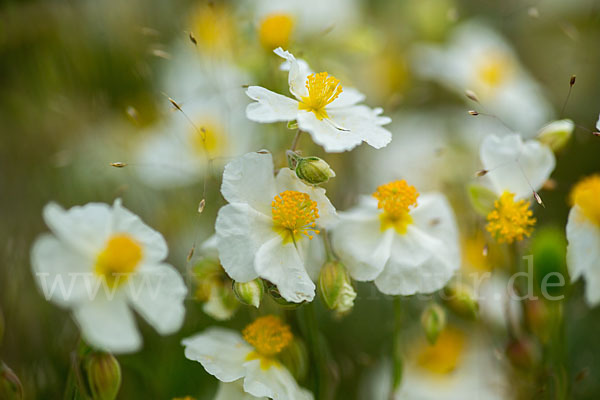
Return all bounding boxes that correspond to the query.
[272,190,320,241]
[95,234,143,288]
[191,119,226,158]
[299,72,343,120]
[242,315,293,357]
[477,52,513,88]
[570,174,600,227]
[373,180,419,234]
[417,328,465,375]
[259,13,294,50]
[486,192,536,244]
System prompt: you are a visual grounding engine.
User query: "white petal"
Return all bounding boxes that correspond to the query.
[254,236,315,303]
[566,206,600,306]
[243,359,314,400]
[126,263,187,335]
[31,234,96,306]
[596,113,600,132]
[215,381,266,400]
[246,86,299,123]
[328,87,366,109]
[216,203,275,282]
[296,235,327,281]
[273,47,309,99]
[328,106,392,149]
[480,134,555,199]
[274,168,338,228]
[73,297,141,353]
[297,111,364,153]
[331,205,394,282]
[182,327,252,383]
[43,202,112,256]
[221,151,277,215]
[111,199,168,264]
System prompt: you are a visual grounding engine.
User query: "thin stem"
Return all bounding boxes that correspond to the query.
[391,296,403,397]
[301,303,330,400]
[322,229,335,262]
[290,129,303,152]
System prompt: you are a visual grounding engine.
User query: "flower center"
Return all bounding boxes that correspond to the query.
[417,328,465,375]
[259,13,294,50]
[191,119,227,158]
[243,315,293,358]
[372,180,419,234]
[95,234,143,288]
[298,72,343,120]
[570,174,600,227]
[476,52,513,89]
[486,192,536,244]
[190,3,235,52]
[271,190,320,243]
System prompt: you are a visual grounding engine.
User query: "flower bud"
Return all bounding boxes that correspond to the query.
[442,282,478,319]
[266,283,303,309]
[84,352,121,400]
[319,261,356,316]
[505,337,540,370]
[420,303,446,344]
[287,151,336,186]
[233,279,265,308]
[0,362,23,400]
[537,119,574,152]
[279,338,309,382]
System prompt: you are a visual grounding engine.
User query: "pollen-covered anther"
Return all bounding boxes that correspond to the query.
[299,72,343,120]
[95,234,143,287]
[272,190,320,239]
[486,192,536,244]
[242,315,293,357]
[373,180,419,219]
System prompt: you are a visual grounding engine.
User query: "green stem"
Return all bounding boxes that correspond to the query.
[391,297,403,395]
[302,303,330,400]
[290,129,302,152]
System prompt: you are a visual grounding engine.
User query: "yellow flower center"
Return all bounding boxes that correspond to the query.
[486,192,536,244]
[95,234,143,288]
[190,3,235,52]
[298,72,343,120]
[373,180,419,234]
[476,52,513,89]
[243,315,293,362]
[463,234,491,272]
[570,174,600,226]
[191,119,227,158]
[417,328,465,375]
[271,190,320,243]
[259,13,294,50]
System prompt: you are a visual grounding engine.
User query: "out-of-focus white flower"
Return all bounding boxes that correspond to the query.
[412,21,552,135]
[215,151,336,303]
[30,200,187,353]
[246,48,392,153]
[182,315,313,400]
[566,174,600,306]
[331,180,460,295]
[214,381,267,400]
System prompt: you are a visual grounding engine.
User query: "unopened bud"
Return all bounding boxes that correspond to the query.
[506,337,540,370]
[266,283,303,309]
[295,157,336,186]
[421,303,446,344]
[0,362,23,400]
[233,279,265,308]
[279,338,309,382]
[443,282,478,319]
[319,261,356,316]
[84,352,121,400]
[537,119,574,152]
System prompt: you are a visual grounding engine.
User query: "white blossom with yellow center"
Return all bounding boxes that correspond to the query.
[412,21,552,135]
[182,316,313,400]
[567,174,600,306]
[246,48,392,153]
[215,151,337,303]
[30,199,187,353]
[331,180,460,295]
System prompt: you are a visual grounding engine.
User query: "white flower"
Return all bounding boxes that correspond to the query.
[215,151,336,303]
[412,21,552,135]
[566,174,600,306]
[245,48,392,153]
[182,316,313,400]
[480,133,556,200]
[331,180,460,295]
[30,199,187,353]
[214,381,267,400]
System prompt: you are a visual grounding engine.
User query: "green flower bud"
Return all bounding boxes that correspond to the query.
[529,227,568,299]
[84,352,121,400]
[233,279,265,308]
[266,282,303,309]
[287,151,335,186]
[319,261,356,316]
[420,303,446,344]
[279,338,309,382]
[0,362,23,400]
[537,119,574,152]
[443,282,478,319]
